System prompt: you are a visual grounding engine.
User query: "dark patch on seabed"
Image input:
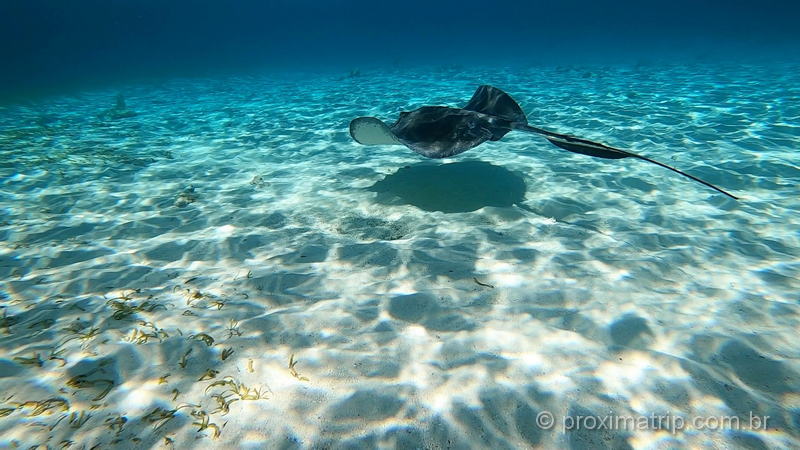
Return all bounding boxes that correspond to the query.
[369,161,527,212]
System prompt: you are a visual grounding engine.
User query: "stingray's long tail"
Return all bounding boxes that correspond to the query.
[513,123,739,200]
[625,152,738,200]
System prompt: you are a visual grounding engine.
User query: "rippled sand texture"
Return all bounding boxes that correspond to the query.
[1,63,799,449]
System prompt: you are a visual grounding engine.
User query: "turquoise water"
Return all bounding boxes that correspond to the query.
[0,62,799,448]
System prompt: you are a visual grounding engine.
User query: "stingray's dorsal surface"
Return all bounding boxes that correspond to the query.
[386,107,495,158]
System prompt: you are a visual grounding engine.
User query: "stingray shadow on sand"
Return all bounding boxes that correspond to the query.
[367,160,526,213]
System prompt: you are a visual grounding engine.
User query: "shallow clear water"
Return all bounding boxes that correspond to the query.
[0,62,799,448]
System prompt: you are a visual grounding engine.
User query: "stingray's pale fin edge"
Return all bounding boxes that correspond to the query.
[515,124,739,200]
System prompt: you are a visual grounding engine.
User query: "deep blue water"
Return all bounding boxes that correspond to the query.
[2,0,799,101]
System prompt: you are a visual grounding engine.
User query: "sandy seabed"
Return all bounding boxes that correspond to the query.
[0,62,799,449]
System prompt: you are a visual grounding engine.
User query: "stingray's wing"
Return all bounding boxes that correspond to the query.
[463,85,528,125]
[350,117,403,145]
[515,123,739,200]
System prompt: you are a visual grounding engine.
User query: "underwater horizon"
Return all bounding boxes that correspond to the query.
[1,1,799,449]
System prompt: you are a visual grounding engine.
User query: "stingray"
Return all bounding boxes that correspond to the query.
[349,85,738,200]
